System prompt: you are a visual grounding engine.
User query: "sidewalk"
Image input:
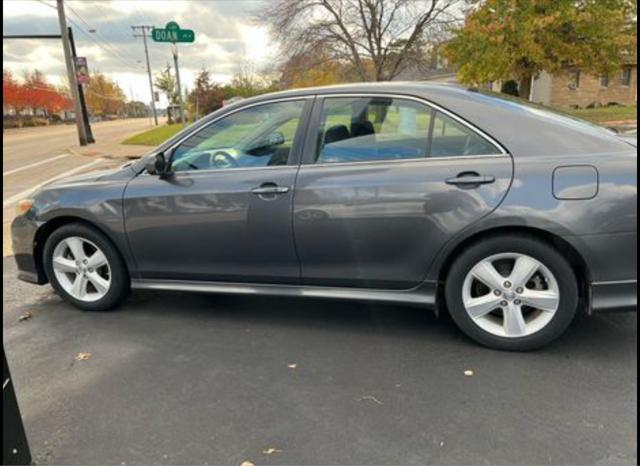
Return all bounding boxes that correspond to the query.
[68,139,154,161]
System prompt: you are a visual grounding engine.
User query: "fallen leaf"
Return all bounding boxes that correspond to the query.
[18,312,33,322]
[359,395,383,405]
[262,448,282,455]
[287,363,297,369]
[240,462,255,466]
[464,370,474,377]
[75,352,92,361]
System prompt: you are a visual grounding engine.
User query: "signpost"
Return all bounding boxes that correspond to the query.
[152,21,194,43]
[152,22,194,124]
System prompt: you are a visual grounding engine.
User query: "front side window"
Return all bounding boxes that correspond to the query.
[315,97,433,164]
[170,100,306,172]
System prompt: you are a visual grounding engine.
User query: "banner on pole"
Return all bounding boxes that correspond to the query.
[74,57,89,85]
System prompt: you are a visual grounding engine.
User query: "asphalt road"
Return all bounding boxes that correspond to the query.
[3,118,153,201]
[3,257,637,465]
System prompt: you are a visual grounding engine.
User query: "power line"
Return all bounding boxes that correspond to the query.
[132,25,159,125]
[35,0,145,71]
[64,2,93,31]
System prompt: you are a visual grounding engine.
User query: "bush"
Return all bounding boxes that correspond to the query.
[501,80,520,97]
[21,117,49,127]
[3,118,23,129]
[3,116,49,128]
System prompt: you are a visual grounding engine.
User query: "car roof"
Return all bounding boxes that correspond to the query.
[162,82,633,158]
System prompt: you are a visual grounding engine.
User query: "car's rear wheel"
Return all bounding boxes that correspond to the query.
[43,223,129,311]
[444,235,579,351]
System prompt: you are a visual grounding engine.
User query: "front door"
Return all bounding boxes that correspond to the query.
[293,95,513,289]
[124,98,312,284]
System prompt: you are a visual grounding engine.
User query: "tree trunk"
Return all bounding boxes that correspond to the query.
[519,75,533,101]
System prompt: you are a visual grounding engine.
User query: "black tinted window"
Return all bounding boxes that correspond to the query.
[314,97,501,164]
[316,97,433,164]
[430,112,502,157]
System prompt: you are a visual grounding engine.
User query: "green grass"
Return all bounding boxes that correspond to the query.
[122,123,187,146]
[562,105,637,123]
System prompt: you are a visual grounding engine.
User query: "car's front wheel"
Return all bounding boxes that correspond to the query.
[445,235,579,351]
[43,223,129,311]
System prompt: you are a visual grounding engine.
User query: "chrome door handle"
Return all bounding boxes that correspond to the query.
[445,175,496,186]
[251,185,290,195]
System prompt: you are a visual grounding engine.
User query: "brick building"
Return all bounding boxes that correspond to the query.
[530,63,637,109]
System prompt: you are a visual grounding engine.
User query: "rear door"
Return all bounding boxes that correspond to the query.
[293,94,513,289]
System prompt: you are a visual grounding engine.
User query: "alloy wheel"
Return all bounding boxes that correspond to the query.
[462,252,560,338]
[52,236,112,302]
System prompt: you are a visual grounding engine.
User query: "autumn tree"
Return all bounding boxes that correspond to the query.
[278,47,358,88]
[230,53,275,96]
[258,0,463,82]
[446,0,638,98]
[185,68,225,119]
[3,69,22,112]
[85,72,126,116]
[3,69,71,116]
[154,65,178,104]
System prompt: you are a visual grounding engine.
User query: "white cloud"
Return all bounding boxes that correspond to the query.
[2,0,273,107]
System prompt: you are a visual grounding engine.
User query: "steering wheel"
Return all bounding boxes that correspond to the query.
[208,150,239,169]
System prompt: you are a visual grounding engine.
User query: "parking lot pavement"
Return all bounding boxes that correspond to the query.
[3,257,637,466]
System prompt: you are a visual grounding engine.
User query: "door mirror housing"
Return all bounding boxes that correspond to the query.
[146,152,170,177]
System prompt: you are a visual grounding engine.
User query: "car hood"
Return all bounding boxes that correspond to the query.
[43,163,136,189]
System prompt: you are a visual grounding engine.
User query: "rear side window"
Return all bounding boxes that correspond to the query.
[430,112,503,157]
[316,97,433,164]
[314,96,501,164]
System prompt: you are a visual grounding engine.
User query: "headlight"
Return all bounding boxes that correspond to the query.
[16,199,34,216]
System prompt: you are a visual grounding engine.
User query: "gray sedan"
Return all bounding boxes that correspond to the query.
[11,83,637,351]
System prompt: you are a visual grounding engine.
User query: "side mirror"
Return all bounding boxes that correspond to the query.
[146,152,169,176]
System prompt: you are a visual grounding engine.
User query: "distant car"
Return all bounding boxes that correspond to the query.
[11,83,637,351]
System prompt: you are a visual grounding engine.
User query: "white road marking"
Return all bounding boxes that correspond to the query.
[3,159,105,208]
[3,153,72,176]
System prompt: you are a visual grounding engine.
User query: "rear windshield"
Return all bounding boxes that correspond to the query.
[473,89,620,137]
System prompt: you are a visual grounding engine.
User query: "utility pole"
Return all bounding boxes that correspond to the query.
[67,27,94,143]
[56,0,88,145]
[172,43,185,124]
[132,25,158,126]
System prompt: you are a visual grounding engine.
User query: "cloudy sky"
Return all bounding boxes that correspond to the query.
[3,0,275,107]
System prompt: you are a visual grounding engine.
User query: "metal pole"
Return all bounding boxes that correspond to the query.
[133,26,158,126]
[142,31,158,126]
[56,0,88,145]
[172,44,185,124]
[68,27,94,143]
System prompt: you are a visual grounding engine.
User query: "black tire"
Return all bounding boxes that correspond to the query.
[444,234,579,351]
[43,223,130,311]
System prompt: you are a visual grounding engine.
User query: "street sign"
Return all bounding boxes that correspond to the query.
[74,56,89,85]
[152,21,195,43]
